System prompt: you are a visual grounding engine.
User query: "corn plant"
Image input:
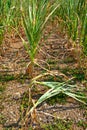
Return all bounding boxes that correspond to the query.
[56,0,87,55]
[0,0,21,26]
[21,1,87,125]
[56,0,80,40]
[21,0,60,78]
[80,3,87,55]
[0,0,5,44]
[0,0,21,44]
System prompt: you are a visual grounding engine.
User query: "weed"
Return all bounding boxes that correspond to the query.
[46,93,67,105]
[45,75,63,82]
[16,73,29,83]
[77,120,87,129]
[0,84,6,93]
[0,114,6,125]
[21,92,29,109]
[63,57,76,63]
[41,119,72,130]
[61,68,85,81]
[0,74,15,82]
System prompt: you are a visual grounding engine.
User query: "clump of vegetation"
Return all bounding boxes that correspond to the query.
[46,93,67,105]
[41,119,72,130]
[77,120,87,129]
[56,0,87,55]
[0,74,15,82]
[61,68,85,81]
[0,84,6,93]
[0,0,21,44]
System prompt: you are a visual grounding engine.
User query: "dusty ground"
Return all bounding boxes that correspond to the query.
[0,25,87,130]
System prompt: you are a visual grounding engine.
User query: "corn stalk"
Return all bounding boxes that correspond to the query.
[21,0,60,78]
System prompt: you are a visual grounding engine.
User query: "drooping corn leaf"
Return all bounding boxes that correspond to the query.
[29,81,87,113]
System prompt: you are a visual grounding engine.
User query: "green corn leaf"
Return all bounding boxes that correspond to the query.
[21,0,60,61]
[29,81,87,113]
